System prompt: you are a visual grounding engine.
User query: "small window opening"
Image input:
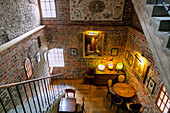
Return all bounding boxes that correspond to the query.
[39,0,57,18]
[156,84,170,113]
[48,48,64,73]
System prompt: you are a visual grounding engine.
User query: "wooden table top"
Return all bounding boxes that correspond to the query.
[58,98,76,113]
[113,83,136,98]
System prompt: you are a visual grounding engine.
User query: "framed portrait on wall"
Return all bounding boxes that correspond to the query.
[111,48,118,56]
[129,54,134,66]
[133,54,150,84]
[43,51,47,62]
[70,48,77,56]
[147,77,156,94]
[36,52,41,63]
[125,50,130,60]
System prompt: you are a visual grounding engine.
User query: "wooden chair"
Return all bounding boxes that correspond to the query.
[126,103,142,113]
[112,74,126,86]
[106,79,116,98]
[76,97,85,113]
[84,68,95,84]
[110,95,123,113]
[65,89,76,98]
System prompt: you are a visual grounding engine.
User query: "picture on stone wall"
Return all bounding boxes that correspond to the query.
[43,51,47,62]
[129,54,133,66]
[70,0,125,21]
[111,48,118,56]
[125,50,130,60]
[36,52,41,63]
[147,77,156,94]
[133,54,150,84]
[71,48,77,56]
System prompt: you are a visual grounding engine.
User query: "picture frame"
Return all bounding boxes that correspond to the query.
[147,77,156,94]
[70,48,77,56]
[129,54,134,66]
[43,51,47,62]
[125,50,130,60]
[111,48,118,56]
[133,54,150,84]
[83,31,104,58]
[36,52,41,63]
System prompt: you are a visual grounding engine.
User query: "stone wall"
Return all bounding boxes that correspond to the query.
[0,0,40,45]
[46,25,128,78]
[125,27,161,112]
[0,27,49,112]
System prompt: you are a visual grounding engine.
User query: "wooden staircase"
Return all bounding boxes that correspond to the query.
[131,0,170,95]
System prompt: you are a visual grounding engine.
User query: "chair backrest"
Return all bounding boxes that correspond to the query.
[108,79,113,88]
[81,97,85,111]
[84,68,95,78]
[118,75,126,83]
[65,89,76,98]
[129,103,142,112]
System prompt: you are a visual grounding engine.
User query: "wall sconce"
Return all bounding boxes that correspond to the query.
[86,31,100,35]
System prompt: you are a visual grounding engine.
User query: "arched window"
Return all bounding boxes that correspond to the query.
[25,57,33,79]
[48,48,64,73]
[156,83,170,113]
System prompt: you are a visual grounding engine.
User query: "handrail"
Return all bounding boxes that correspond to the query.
[0,73,66,113]
[0,73,63,89]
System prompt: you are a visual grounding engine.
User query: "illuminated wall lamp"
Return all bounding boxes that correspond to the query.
[87,31,99,35]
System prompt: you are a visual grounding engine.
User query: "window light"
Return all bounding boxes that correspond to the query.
[39,0,57,18]
[48,48,64,73]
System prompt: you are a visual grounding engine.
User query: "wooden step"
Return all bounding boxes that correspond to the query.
[159,20,170,31]
[152,6,170,17]
[147,0,170,4]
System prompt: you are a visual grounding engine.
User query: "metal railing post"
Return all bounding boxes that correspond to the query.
[7,88,18,113]
[23,84,32,113]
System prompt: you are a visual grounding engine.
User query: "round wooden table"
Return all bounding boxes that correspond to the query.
[113,83,136,98]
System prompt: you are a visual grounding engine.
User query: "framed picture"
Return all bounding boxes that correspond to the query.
[36,52,41,63]
[125,50,130,60]
[111,48,118,56]
[129,54,134,66]
[70,48,77,56]
[147,77,156,94]
[83,31,104,58]
[133,54,150,84]
[43,51,47,62]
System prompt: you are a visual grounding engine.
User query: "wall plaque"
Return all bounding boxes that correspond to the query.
[70,0,125,21]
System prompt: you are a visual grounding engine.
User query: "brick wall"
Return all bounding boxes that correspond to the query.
[0,0,40,45]
[0,28,49,112]
[41,0,133,26]
[46,25,128,78]
[125,27,161,112]
[131,9,143,33]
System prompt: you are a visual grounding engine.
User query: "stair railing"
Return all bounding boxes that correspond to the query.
[155,0,170,15]
[0,74,66,113]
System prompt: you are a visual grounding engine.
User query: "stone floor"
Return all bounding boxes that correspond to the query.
[51,79,129,113]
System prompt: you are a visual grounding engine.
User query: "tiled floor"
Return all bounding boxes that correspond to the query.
[53,79,129,113]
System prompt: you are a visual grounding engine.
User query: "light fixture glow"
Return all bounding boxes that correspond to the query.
[108,61,113,70]
[98,61,105,71]
[86,31,99,35]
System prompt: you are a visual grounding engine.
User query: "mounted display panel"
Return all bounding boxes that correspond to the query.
[83,31,104,58]
[70,0,125,21]
[133,54,150,84]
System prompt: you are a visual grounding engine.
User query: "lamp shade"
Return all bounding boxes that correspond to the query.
[116,62,123,70]
[98,61,105,71]
[108,61,114,69]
